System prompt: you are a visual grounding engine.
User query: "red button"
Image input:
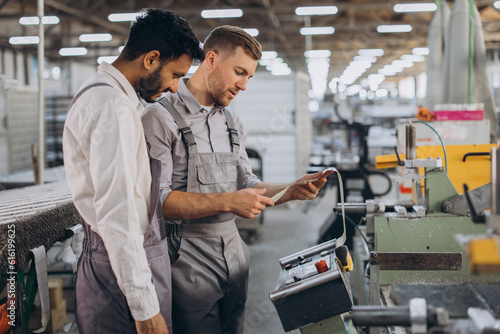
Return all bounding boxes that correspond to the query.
[315,260,328,273]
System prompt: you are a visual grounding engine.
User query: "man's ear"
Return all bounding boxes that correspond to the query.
[204,50,217,70]
[143,50,161,71]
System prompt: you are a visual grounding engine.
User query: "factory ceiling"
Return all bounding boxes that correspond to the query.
[1,0,500,88]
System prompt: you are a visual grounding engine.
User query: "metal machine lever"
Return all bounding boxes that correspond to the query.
[463,184,486,223]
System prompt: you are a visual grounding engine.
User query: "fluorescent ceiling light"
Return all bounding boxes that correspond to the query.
[272,68,292,76]
[401,54,426,62]
[378,68,397,76]
[394,3,437,12]
[495,1,500,8]
[259,58,283,66]
[108,12,143,22]
[308,62,329,72]
[358,48,384,57]
[243,28,259,37]
[19,16,59,25]
[261,51,278,59]
[346,85,361,96]
[79,33,113,42]
[309,74,328,81]
[9,36,39,44]
[300,27,335,35]
[295,6,338,16]
[201,9,243,18]
[412,47,430,55]
[383,65,404,73]
[368,74,385,82]
[350,60,372,68]
[353,55,377,63]
[377,24,412,33]
[307,57,330,64]
[42,16,60,24]
[343,68,365,76]
[19,16,39,25]
[52,66,61,80]
[59,47,88,56]
[304,50,331,58]
[344,67,366,75]
[97,56,118,64]
[376,89,388,98]
[339,76,357,85]
[392,59,414,68]
[266,63,289,71]
[118,45,125,53]
[345,64,366,71]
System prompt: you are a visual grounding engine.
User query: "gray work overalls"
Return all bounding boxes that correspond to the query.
[69,83,172,333]
[159,98,250,334]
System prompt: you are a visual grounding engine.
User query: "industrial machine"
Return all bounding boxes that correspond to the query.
[463,144,500,275]
[336,121,500,333]
[0,181,79,333]
[347,298,500,334]
[268,120,499,334]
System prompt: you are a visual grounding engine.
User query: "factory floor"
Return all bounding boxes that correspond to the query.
[48,186,338,334]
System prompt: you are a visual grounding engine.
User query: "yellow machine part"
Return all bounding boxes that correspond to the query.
[467,237,500,274]
[375,153,406,169]
[416,144,497,194]
[336,251,354,273]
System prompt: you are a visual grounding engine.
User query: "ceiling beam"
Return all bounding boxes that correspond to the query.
[258,0,305,70]
[45,0,129,35]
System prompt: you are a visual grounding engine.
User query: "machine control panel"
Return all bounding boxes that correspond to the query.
[282,253,333,285]
[269,239,353,332]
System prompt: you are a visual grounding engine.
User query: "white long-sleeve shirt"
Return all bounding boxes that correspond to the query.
[63,62,160,321]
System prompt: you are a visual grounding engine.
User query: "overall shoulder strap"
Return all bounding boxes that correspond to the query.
[68,82,113,111]
[158,97,197,150]
[223,109,240,155]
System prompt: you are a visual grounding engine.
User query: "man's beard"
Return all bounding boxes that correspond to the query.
[207,69,232,107]
[137,65,166,103]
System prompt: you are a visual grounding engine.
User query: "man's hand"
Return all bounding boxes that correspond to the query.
[227,188,274,218]
[282,170,335,202]
[135,312,169,334]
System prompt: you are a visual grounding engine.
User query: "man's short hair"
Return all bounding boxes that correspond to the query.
[121,9,205,62]
[203,25,262,61]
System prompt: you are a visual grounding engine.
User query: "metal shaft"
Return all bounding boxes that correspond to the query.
[349,306,412,326]
[37,0,45,184]
[492,146,500,215]
[406,124,416,160]
[333,203,368,214]
[348,306,438,327]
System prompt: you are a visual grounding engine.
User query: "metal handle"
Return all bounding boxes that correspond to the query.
[462,152,490,162]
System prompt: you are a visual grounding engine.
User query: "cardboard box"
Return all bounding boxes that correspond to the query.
[48,279,63,310]
[48,298,67,333]
[28,299,68,333]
